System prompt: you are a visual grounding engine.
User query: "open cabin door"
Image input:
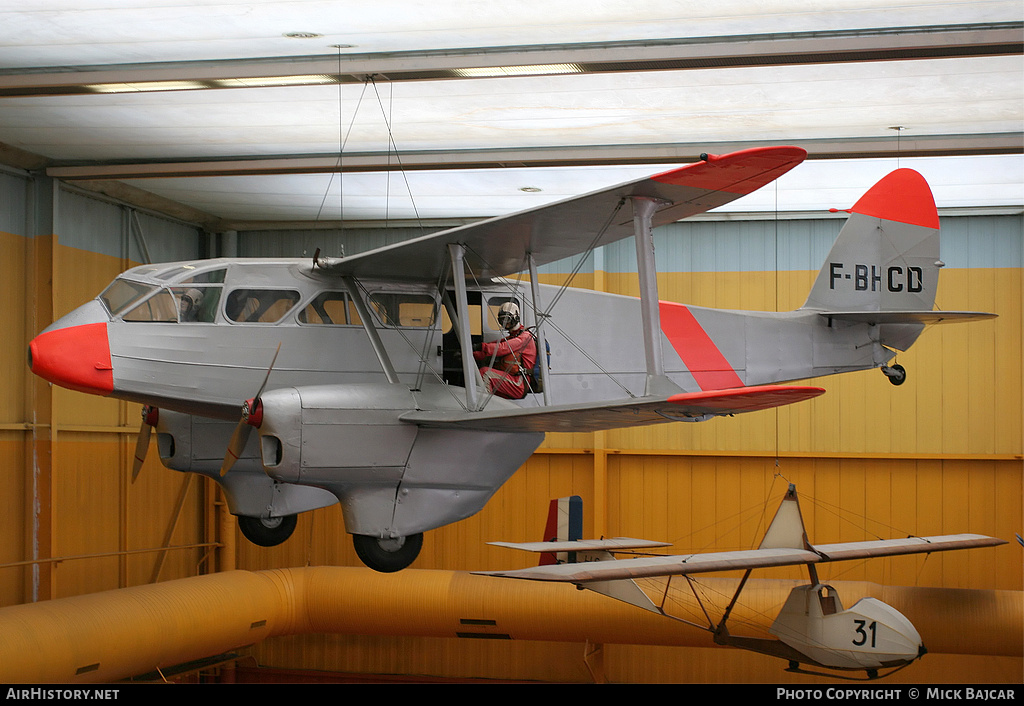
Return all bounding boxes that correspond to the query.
[440,290,529,390]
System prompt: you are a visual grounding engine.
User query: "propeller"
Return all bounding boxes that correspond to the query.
[220,343,281,476]
[131,405,159,483]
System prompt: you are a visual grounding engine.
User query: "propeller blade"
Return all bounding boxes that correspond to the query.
[255,342,282,400]
[131,405,159,483]
[131,422,152,482]
[220,343,281,476]
[220,420,253,476]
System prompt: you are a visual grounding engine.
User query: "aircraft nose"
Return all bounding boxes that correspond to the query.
[28,302,114,396]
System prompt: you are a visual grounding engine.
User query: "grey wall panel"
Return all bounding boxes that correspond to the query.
[56,187,202,263]
[523,215,1022,275]
[238,227,441,259]
[0,170,28,237]
[57,188,123,258]
[133,210,203,264]
[938,214,1023,269]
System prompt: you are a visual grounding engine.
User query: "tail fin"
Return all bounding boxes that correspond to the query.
[540,495,582,565]
[803,168,941,315]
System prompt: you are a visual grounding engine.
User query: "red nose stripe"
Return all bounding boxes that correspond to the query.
[29,322,113,396]
[659,302,744,391]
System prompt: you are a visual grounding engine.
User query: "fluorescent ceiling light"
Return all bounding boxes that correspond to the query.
[212,75,338,88]
[86,80,211,93]
[85,75,339,94]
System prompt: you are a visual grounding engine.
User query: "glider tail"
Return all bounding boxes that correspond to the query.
[539,495,583,565]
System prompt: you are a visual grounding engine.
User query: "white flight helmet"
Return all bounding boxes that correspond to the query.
[497,301,521,331]
[179,288,204,320]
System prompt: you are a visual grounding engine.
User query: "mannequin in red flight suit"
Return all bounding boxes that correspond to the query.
[473,302,536,400]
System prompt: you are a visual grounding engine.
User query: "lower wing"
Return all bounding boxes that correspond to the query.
[401,384,825,433]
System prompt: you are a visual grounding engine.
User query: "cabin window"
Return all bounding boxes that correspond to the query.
[225,289,301,323]
[298,291,362,326]
[180,268,226,284]
[171,286,222,323]
[367,293,437,328]
[99,279,154,316]
[122,290,178,323]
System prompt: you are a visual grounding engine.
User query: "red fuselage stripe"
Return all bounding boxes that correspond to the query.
[659,302,744,391]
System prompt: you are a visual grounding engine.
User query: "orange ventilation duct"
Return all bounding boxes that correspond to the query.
[0,568,1018,683]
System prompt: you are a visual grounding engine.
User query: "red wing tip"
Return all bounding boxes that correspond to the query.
[652,146,806,192]
[851,168,939,229]
[697,145,807,164]
[668,385,826,406]
[670,384,825,398]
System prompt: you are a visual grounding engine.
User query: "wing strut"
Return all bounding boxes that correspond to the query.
[527,253,551,405]
[632,196,681,397]
[343,276,400,384]
[448,243,484,410]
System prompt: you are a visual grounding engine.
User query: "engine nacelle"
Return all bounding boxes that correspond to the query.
[254,382,544,538]
[154,408,337,519]
[770,584,924,671]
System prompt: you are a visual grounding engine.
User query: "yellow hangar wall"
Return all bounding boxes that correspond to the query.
[1,177,1021,683]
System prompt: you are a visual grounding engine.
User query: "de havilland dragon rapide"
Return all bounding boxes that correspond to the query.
[27,146,999,586]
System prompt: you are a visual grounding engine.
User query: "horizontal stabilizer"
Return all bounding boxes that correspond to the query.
[489,538,672,553]
[401,384,825,432]
[818,310,997,326]
[475,534,1006,583]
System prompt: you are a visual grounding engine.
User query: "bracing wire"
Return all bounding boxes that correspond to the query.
[314,75,371,225]
[540,198,625,321]
[465,242,637,400]
[368,76,427,235]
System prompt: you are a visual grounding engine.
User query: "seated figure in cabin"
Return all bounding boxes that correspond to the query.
[473,302,536,400]
[178,288,205,322]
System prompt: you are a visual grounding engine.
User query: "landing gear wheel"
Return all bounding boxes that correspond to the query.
[352,532,423,573]
[881,363,907,386]
[238,514,297,547]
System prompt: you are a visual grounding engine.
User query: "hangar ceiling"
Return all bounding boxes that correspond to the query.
[0,1,1021,231]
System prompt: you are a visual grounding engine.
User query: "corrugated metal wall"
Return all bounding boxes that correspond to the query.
[1,170,1020,682]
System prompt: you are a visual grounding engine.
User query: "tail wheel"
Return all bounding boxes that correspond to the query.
[882,363,907,386]
[238,514,297,547]
[352,532,423,573]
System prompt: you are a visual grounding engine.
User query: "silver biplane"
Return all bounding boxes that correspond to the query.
[480,488,1007,679]
[27,146,995,572]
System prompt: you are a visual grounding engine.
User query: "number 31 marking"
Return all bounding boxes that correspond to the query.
[853,619,877,647]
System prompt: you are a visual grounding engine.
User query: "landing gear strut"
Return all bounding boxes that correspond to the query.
[238,514,298,547]
[881,363,906,386]
[353,532,423,573]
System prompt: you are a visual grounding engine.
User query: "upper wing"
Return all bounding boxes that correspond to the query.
[401,384,825,433]
[317,146,806,282]
[476,534,1007,583]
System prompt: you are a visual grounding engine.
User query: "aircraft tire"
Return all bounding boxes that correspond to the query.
[885,363,907,386]
[352,532,423,573]
[237,514,297,547]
